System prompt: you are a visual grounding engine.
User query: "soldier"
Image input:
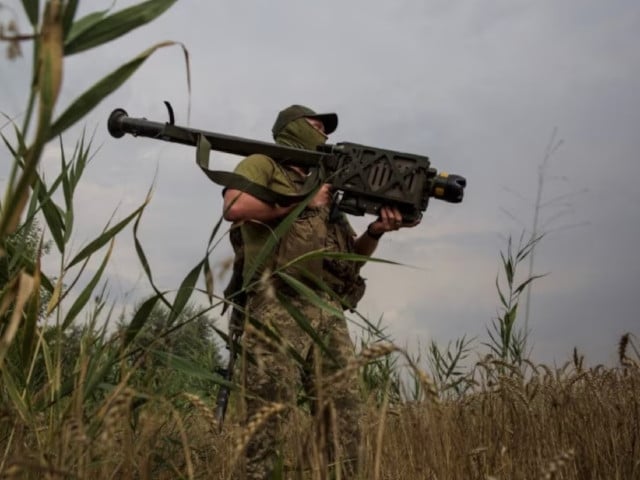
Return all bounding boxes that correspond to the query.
[223,105,419,479]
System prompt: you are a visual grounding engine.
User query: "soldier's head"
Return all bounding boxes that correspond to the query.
[272,104,338,150]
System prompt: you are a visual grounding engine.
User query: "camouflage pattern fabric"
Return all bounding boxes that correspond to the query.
[274,117,328,151]
[232,291,361,479]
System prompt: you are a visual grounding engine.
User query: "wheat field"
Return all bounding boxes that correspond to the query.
[1,340,638,479]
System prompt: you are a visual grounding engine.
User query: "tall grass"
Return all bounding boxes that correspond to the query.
[0,1,205,477]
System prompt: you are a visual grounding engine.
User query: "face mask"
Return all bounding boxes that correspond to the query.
[274,118,328,151]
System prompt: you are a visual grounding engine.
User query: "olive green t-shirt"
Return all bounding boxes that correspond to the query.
[232,153,305,282]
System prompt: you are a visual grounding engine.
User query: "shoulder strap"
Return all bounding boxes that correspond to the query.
[196,134,321,205]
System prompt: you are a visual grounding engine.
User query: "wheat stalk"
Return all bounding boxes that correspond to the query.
[539,448,575,479]
[499,375,530,409]
[231,402,287,469]
[325,342,398,386]
[183,393,217,433]
[96,388,133,450]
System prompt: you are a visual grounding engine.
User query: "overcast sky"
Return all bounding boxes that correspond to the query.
[2,0,639,366]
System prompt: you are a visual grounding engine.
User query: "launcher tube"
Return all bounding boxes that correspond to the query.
[108,108,327,168]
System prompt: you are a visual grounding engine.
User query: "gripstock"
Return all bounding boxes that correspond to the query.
[107,107,466,222]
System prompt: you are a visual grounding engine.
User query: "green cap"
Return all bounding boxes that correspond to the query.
[272,104,338,138]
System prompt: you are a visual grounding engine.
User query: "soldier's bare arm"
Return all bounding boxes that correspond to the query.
[354,206,420,256]
[223,184,332,223]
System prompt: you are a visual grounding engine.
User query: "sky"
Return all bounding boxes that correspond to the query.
[1,0,639,366]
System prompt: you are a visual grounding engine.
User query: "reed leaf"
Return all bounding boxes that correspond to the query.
[20,0,39,27]
[152,350,232,386]
[64,0,177,55]
[167,261,203,326]
[25,174,41,225]
[49,41,186,140]
[495,275,508,309]
[124,294,160,348]
[6,131,68,251]
[66,199,147,270]
[275,292,335,361]
[307,250,402,266]
[62,9,109,48]
[35,183,65,253]
[0,369,29,422]
[243,189,315,287]
[0,157,35,241]
[514,275,545,296]
[131,187,173,312]
[38,328,55,396]
[277,249,405,272]
[203,257,214,305]
[62,239,114,329]
[79,349,118,402]
[132,191,154,284]
[61,0,79,39]
[20,250,41,364]
[61,133,93,243]
[242,312,307,367]
[45,276,62,316]
[15,142,66,252]
[275,271,344,319]
[201,215,228,305]
[71,133,92,192]
[6,143,67,253]
[502,252,514,286]
[0,122,23,193]
[59,137,72,218]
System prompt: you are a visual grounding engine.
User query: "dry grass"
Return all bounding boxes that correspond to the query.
[1,345,638,479]
[373,363,639,479]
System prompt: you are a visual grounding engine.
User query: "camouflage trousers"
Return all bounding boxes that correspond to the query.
[232,291,362,480]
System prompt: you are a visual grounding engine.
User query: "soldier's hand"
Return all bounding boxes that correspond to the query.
[369,206,420,234]
[309,184,332,209]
